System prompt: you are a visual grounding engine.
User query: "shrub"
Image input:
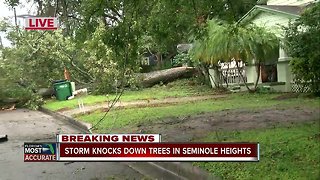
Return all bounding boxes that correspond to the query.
[283,2,320,95]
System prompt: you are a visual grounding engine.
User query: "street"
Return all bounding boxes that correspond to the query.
[0,109,146,180]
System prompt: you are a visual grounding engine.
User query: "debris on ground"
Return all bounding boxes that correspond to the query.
[1,104,16,111]
[0,135,8,143]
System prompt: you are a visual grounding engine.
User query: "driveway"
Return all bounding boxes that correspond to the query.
[0,109,145,180]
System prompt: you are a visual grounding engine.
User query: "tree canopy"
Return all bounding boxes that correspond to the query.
[0,0,258,108]
[283,2,320,94]
[190,19,278,90]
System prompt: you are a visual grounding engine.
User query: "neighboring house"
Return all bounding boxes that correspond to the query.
[210,0,316,92]
[141,52,157,66]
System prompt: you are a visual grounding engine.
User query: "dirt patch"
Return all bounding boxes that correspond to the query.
[116,106,320,142]
[101,102,187,112]
[56,107,72,112]
[63,94,226,117]
[272,93,300,100]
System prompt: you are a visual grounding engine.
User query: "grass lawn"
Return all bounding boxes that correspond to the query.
[195,121,320,179]
[77,93,320,132]
[42,79,213,111]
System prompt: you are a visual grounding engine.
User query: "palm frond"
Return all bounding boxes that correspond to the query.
[191,18,279,65]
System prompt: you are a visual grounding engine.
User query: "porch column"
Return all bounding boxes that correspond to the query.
[245,59,262,84]
[277,43,293,92]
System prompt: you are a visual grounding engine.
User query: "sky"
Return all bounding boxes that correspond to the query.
[0,0,36,47]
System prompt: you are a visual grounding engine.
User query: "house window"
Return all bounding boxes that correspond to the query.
[261,44,279,83]
[141,57,150,66]
[261,64,278,82]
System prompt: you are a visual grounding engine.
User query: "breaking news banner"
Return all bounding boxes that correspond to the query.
[56,134,161,143]
[24,17,59,30]
[24,134,259,162]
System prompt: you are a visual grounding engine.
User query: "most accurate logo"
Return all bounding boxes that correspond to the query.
[24,143,57,162]
[24,17,59,30]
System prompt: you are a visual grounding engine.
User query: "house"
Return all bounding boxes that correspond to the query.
[209,0,316,92]
[141,52,157,66]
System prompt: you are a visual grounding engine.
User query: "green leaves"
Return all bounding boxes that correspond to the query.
[190,19,278,65]
[189,19,278,90]
[283,2,320,94]
[172,53,194,67]
[0,0,260,106]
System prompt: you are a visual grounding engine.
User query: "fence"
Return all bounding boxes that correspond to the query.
[219,67,247,86]
[291,81,311,93]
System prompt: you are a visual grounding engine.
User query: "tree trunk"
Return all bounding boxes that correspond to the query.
[156,53,162,68]
[208,65,222,88]
[254,61,261,90]
[140,67,196,87]
[37,88,54,97]
[61,0,70,35]
[236,60,253,92]
[199,62,211,86]
[35,0,44,15]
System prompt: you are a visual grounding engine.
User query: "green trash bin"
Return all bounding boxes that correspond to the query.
[53,81,72,101]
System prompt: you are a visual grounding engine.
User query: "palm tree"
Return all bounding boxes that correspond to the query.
[190,19,278,91]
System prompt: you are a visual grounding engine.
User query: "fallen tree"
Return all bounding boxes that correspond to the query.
[140,67,196,87]
[1,67,196,106]
[37,88,54,97]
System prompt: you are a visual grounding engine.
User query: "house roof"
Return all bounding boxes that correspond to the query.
[258,5,304,15]
[238,4,305,24]
[257,0,267,5]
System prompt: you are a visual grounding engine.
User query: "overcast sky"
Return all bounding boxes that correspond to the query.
[0,0,36,47]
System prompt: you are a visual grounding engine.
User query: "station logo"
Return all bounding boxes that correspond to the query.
[24,143,57,162]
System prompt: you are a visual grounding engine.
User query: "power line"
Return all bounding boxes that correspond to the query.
[89,87,125,132]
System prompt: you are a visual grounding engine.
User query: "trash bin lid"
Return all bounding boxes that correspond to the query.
[52,80,66,84]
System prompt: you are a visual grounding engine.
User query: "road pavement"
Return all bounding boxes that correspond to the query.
[0,109,146,180]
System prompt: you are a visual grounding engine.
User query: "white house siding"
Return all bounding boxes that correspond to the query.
[267,0,315,6]
[250,12,295,37]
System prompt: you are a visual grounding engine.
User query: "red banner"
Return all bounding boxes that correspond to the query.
[58,143,259,162]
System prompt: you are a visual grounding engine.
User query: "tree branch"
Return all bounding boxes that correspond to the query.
[70,60,96,82]
[72,75,93,85]
[67,15,84,21]
[54,0,59,17]
[58,46,96,81]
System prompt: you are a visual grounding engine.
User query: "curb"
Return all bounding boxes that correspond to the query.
[125,162,185,180]
[151,162,219,180]
[125,162,219,180]
[39,107,91,133]
[39,107,219,180]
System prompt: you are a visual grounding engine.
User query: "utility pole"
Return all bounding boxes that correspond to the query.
[14,7,18,27]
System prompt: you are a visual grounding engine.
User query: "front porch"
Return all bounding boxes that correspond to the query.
[208,46,310,93]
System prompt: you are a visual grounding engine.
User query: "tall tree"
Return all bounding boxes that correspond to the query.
[190,19,278,91]
[283,2,320,95]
